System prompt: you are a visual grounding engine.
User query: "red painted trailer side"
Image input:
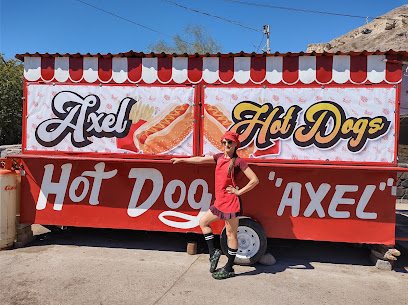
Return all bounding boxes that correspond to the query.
[15,51,408,248]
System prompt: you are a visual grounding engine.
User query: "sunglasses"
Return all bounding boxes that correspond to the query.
[221,140,234,145]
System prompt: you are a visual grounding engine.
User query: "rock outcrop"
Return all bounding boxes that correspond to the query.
[307,5,408,52]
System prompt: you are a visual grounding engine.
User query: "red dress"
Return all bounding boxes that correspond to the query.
[209,153,248,220]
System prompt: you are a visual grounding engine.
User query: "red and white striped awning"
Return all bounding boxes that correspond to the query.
[21,53,403,85]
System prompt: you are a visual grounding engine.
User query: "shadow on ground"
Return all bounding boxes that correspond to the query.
[21,225,408,275]
[33,226,203,253]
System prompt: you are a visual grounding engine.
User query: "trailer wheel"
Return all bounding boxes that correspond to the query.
[220,217,267,265]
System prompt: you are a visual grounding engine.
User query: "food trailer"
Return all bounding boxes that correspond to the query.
[14,50,408,264]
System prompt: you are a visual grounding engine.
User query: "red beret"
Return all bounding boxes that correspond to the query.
[221,131,241,148]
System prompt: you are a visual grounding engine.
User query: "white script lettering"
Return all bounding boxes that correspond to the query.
[36,162,116,210]
[35,91,136,148]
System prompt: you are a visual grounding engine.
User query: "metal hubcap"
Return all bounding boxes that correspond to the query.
[236,226,260,259]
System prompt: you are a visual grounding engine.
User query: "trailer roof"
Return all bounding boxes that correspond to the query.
[18,50,407,85]
[15,50,408,61]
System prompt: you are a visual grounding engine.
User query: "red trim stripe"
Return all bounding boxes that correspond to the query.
[316,56,333,84]
[69,58,83,82]
[250,57,266,83]
[41,57,55,82]
[282,57,299,84]
[385,55,402,83]
[98,58,113,83]
[157,57,172,83]
[188,57,203,83]
[127,58,142,83]
[350,56,367,83]
[219,57,234,83]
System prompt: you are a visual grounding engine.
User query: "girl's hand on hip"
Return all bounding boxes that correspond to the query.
[226,186,239,195]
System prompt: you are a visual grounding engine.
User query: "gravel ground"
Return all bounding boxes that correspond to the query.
[0,225,407,305]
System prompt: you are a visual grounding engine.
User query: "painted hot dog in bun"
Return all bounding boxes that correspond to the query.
[134,103,193,154]
[204,103,254,158]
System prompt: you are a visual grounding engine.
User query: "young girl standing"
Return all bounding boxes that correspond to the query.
[171,131,259,279]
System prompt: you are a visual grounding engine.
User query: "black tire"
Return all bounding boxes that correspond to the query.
[220,217,267,265]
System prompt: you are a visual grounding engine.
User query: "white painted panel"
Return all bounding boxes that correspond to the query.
[112,58,128,84]
[234,57,251,84]
[83,57,98,83]
[299,56,316,84]
[367,55,386,83]
[202,57,219,83]
[172,57,188,84]
[54,57,69,82]
[265,57,283,84]
[24,57,41,81]
[142,58,158,84]
[332,56,350,84]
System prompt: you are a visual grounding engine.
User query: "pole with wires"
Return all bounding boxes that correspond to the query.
[263,25,270,54]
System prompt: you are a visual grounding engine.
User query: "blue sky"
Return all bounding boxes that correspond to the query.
[1,0,406,60]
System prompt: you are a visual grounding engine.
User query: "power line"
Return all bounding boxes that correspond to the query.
[76,0,266,53]
[256,34,265,53]
[162,0,263,32]
[242,31,265,52]
[75,0,193,46]
[222,0,400,21]
[237,24,265,52]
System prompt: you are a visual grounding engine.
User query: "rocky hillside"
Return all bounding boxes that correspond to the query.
[306,5,408,166]
[307,5,408,52]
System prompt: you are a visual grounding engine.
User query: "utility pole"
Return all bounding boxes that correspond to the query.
[263,25,270,54]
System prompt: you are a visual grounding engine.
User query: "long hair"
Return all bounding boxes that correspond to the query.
[227,148,238,178]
